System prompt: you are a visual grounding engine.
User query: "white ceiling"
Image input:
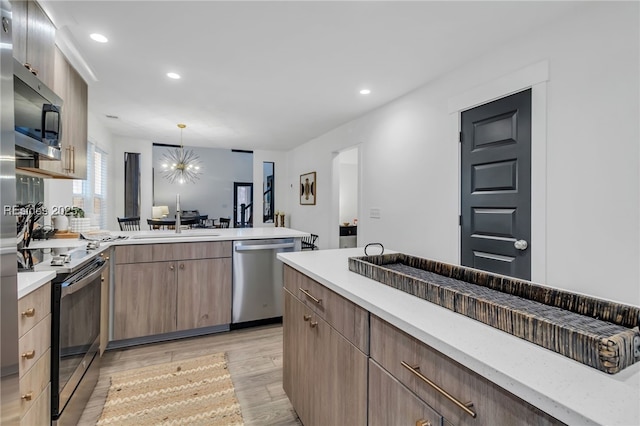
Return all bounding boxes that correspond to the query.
[40,1,585,151]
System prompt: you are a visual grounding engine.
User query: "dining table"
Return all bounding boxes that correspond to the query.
[147,215,208,229]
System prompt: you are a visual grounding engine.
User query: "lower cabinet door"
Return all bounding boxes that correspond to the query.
[176,258,231,331]
[369,359,443,426]
[283,289,368,426]
[113,262,177,340]
[20,383,50,426]
[283,289,314,426]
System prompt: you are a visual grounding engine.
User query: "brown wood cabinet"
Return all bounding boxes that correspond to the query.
[283,267,369,426]
[283,267,565,426]
[15,46,89,179]
[113,261,177,340]
[18,282,51,425]
[11,0,55,88]
[30,47,88,179]
[112,242,232,342]
[176,257,231,331]
[369,315,564,426]
[369,359,444,426]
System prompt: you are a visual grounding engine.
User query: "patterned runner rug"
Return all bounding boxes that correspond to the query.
[97,353,244,425]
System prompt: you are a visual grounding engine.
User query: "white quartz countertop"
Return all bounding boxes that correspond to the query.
[17,227,309,297]
[277,248,640,426]
[17,270,56,299]
[105,227,309,245]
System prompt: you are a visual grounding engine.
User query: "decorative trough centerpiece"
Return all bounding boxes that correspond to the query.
[349,253,640,374]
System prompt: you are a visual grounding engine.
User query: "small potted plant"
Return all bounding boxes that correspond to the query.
[66,207,90,233]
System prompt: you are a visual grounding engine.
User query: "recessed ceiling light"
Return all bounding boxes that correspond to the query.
[359,89,371,95]
[90,33,108,43]
[167,72,181,80]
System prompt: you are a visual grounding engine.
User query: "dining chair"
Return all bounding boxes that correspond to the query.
[301,233,319,250]
[117,217,140,231]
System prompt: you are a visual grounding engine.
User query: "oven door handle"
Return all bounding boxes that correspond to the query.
[61,260,108,297]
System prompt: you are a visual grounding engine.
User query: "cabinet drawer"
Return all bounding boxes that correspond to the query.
[284,266,369,354]
[18,314,51,378]
[20,383,50,426]
[19,348,50,418]
[115,244,154,264]
[171,241,231,260]
[370,315,564,426]
[116,242,232,264]
[18,282,51,338]
[369,359,443,426]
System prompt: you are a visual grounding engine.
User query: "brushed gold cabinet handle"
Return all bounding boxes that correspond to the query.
[21,350,35,360]
[303,314,311,321]
[416,420,431,426]
[170,265,175,270]
[309,321,318,328]
[21,308,35,317]
[71,146,75,174]
[401,361,476,418]
[101,276,105,282]
[21,392,33,401]
[299,288,322,305]
[180,263,185,269]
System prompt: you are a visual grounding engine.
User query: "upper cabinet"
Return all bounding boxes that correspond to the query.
[35,47,88,179]
[12,1,88,179]
[11,0,56,88]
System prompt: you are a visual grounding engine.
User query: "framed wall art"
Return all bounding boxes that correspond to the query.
[300,171,316,205]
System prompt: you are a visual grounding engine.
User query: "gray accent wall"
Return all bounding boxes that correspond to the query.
[152,146,252,223]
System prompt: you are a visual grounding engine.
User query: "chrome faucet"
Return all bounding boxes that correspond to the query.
[175,194,181,234]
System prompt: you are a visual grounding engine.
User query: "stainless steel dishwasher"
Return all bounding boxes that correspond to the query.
[232,238,299,324]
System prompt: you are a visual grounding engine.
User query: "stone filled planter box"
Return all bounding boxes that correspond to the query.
[348,253,640,374]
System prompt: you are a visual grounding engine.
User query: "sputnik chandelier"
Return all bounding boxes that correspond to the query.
[161,124,201,184]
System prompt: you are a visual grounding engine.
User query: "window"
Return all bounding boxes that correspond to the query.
[73,143,108,229]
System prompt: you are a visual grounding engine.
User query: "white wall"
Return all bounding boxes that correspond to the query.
[252,149,290,227]
[110,136,153,230]
[44,112,114,228]
[285,2,639,305]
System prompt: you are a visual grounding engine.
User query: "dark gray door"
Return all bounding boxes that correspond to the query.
[460,89,531,279]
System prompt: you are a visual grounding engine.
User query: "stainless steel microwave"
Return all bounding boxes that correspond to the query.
[13,58,63,161]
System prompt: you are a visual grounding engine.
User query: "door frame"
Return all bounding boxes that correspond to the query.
[330,144,362,249]
[233,182,253,228]
[448,60,549,283]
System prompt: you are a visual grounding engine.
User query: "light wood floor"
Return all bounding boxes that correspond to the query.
[78,324,301,425]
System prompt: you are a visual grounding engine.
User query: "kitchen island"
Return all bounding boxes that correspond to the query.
[277,248,640,426]
[106,227,308,347]
[21,227,309,347]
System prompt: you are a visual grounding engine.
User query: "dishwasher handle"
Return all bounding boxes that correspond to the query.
[235,242,296,252]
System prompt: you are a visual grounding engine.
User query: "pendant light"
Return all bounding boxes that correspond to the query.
[160,124,201,184]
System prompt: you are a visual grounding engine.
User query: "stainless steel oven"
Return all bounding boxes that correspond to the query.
[51,256,106,425]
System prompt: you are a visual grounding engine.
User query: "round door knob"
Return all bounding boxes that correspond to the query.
[514,239,528,250]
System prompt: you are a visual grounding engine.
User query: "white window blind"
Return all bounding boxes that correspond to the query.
[73,143,108,229]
